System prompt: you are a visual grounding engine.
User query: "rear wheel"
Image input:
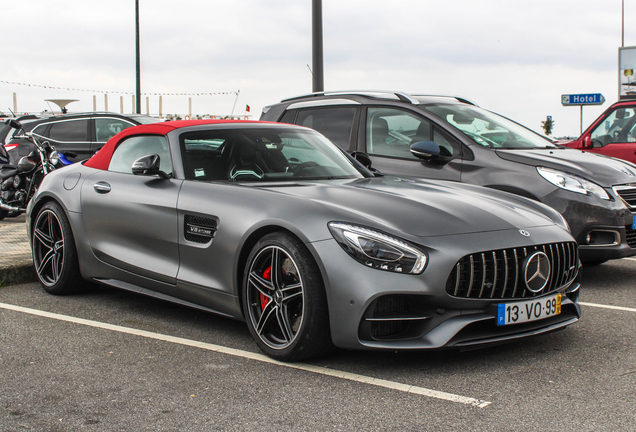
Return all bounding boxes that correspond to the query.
[242,232,333,361]
[32,201,84,295]
[0,210,6,221]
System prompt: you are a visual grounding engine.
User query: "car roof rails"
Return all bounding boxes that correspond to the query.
[410,94,478,106]
[281,90,420,105]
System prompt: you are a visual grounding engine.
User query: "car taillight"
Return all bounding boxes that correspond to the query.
[4,144,19,152]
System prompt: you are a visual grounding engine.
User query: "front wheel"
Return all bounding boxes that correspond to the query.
[32,201,84,294]
[242,232,333,361]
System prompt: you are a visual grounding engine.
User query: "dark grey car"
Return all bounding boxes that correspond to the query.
[27,120,580,361]
[4,111,160,164]
[261,91,636,265]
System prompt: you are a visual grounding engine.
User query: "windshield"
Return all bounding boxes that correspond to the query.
[179,127,366,182]
[423,104,557,149]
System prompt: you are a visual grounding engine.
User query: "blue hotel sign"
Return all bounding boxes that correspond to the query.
[561,93,605,106]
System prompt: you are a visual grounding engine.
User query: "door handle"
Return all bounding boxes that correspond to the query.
[93,181,111,193]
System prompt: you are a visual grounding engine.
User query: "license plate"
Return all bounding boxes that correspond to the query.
[632,215,636,230]
[497,294,561,326]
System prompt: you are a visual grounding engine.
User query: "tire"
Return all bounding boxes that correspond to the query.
[32,201,85,295]
[0,210,6,221]
[242,232,333,362]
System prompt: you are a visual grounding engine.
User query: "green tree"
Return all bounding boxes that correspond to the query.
[541,117,554,136]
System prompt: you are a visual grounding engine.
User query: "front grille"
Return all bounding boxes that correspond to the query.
[626,227,636,248]
[614,185,636,209]
[445,242,578,299]
[370,296,408,338]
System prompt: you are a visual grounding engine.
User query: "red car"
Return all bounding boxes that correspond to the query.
[564,100,636,164]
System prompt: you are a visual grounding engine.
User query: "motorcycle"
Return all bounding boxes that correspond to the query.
[0,119,69,220]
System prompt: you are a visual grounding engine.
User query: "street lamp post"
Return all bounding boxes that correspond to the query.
[312,0,324,92]
[135,0,141,114]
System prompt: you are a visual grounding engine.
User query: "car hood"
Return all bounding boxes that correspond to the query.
[495,148,636,186]
[258,177,561,238]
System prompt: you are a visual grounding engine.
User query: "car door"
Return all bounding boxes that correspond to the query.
[361,107,463,181]
[81,134,181,285]
[588,106,636,164]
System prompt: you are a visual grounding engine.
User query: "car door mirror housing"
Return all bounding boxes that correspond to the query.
[5,119,23,130]
[132,154,169,179]
[410,141,441,159]
[351,151,373,168]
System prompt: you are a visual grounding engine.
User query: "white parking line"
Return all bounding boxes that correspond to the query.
[623,257,636,262]
[0,302,491,408]
[580,302,636,313]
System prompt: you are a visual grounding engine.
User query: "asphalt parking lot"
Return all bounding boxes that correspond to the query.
[1,255,635,431]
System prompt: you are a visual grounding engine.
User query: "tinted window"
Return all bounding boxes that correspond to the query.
[48,120,89,142]
[95,118,135,142]
[31,124,50,138]
[109,135,172,175]
[279,110,296,124]
[295,107,356,149]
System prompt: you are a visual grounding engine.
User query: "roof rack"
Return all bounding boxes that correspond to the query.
[281,90,420,105]
[410,95,478,106]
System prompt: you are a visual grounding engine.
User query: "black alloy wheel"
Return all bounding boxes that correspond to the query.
[32,201,84,294]
[243,232,333,361]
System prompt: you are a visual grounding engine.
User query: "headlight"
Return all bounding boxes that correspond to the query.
[328,222,428,274]
[537,167,609,200]
[49,151,60,166]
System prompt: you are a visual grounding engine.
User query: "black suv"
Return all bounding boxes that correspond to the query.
[261,91,636,264]
[4,112,160,164]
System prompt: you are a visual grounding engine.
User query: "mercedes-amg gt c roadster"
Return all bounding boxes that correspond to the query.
[26,120,581,361]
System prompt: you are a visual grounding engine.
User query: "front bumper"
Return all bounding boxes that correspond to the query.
[308,224,580,351]
[540,188,636,262]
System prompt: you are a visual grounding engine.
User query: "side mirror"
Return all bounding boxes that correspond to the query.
[132,154,169,179]
[582,136,592,148]
[351,151,373,168]
[5,119,22,130]
[410,141,441,159]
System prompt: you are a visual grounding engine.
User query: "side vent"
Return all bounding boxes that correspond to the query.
[184,215,218,244]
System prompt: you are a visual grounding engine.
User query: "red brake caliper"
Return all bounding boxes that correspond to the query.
[260,266,272,310]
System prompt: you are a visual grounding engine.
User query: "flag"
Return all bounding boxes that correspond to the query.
[246,105,250,112]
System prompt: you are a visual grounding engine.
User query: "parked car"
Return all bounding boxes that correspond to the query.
[562,99,636,164]
[27,120,580,361]
[261,91,636,265]
[4,112,161,164]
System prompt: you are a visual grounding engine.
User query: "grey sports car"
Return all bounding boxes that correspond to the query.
[27,120,581,361]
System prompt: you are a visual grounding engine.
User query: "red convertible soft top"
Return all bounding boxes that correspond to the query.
[84,119,262,170]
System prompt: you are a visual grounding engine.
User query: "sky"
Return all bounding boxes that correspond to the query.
[2,0,635,138]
